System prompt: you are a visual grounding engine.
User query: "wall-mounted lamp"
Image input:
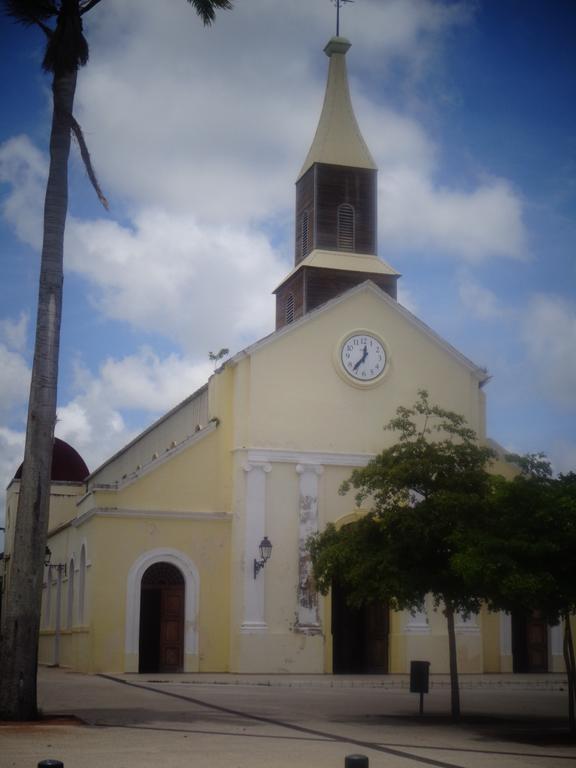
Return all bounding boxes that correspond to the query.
[43,545,67,667]
[44,546,66,577]
[253,536,272,579]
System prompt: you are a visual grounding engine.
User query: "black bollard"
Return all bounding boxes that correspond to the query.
[38,761,64,768]
[345,755,369,768]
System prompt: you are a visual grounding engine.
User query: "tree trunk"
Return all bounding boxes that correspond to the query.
[0,68,77,721]
[564,614,576,733]
[445,604,461,721]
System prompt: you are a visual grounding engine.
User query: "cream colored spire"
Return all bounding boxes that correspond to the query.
[298,37,377,180]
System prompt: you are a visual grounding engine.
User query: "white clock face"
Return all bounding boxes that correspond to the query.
[341,333,386,382]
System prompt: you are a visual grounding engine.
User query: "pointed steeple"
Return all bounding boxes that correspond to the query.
[293,37,379,265]
[298,37,376,180]
[273,36,399,331]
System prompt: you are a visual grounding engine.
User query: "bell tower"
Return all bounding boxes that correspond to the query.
[274,37,399,330]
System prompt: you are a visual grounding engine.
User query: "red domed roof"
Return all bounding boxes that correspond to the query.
[14,438,89,483]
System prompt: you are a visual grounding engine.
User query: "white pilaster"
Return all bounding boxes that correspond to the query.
[500,611,513,663]
[295,464,323,633]
[551,621,564,671]
[404,606,430,634]
[241,462,272,633]
[551,621,563,655]
[455,611,480,634]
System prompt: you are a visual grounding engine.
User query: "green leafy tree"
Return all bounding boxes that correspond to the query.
[456,460,576,731]
[0,0,232,722]
[309,391,495,721]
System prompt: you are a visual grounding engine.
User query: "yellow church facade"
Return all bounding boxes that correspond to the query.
[3,35,566,678]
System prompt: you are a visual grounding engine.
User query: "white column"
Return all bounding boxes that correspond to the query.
[54,568,63,666]
[241,462,271,633]
[551,621,564,671]
[295,464,323,633]
[43,567,52,629]
[500,612,512,654]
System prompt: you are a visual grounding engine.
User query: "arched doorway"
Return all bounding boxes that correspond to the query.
[139,562,184,673]
[331,581,389,674]
[512,610,548,672]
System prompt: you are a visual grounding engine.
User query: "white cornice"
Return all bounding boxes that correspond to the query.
[72,507,231,528]
[273,249,399,293]
[244,448,374,467]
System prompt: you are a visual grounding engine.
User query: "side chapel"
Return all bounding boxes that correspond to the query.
[3,36,564,676]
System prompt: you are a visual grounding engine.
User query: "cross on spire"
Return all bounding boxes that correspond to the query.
[332,0,354,37]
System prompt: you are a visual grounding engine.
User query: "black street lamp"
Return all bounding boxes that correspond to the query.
[253,536,273,579]
[43,546,67,666]
[44,546,66,577]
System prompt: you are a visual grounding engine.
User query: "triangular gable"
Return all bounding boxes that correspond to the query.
[230,280,489,384]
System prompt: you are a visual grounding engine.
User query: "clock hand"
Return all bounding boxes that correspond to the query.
[353,345,368,372]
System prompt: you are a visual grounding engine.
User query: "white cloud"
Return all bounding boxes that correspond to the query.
[0,0,526,345]
[0,426,25,517]
[56,348,213,473]
[74,0,514,263]
[0,344,30,418]
[0,312,29,353]
[522,294,576,407]
[458,276,505,319]
[344,0,473,66]
[78,0,472,219]
[78,1,316,223]
[380,169,526,261]
[85,348,213,413]
[65,210,286,354]
[361,103,437,176]
[0,135,46,250]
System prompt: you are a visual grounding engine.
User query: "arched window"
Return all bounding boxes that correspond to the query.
[337,203,355,251]
[67,558,75,628]
[301,211,310,257]
[78,544,87,624]
[285,293,295,325]
[43,566,52,629]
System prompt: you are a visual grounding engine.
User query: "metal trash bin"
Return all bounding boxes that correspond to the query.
[409,660,430,693]
[345,756,369,768]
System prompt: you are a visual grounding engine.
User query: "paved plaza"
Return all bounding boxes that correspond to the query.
[0,667,575,768]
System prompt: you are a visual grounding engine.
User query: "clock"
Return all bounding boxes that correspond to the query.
[340,332,387,383]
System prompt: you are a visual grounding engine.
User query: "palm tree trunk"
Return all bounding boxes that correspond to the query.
[445,604,461,721]
[0,68,77,721]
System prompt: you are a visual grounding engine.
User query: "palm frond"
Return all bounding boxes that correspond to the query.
[186,0,233,26]
[42,1,89,75]
[2,0,57,26]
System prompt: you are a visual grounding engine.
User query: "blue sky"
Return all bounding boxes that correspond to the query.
[1,0,575,538]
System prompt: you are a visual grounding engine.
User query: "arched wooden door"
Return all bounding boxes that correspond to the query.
[331,581,389,674]
[512,610,548,673]
[139,562,184,673]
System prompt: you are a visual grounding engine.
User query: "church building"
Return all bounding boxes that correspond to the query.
[3,36,564,676]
